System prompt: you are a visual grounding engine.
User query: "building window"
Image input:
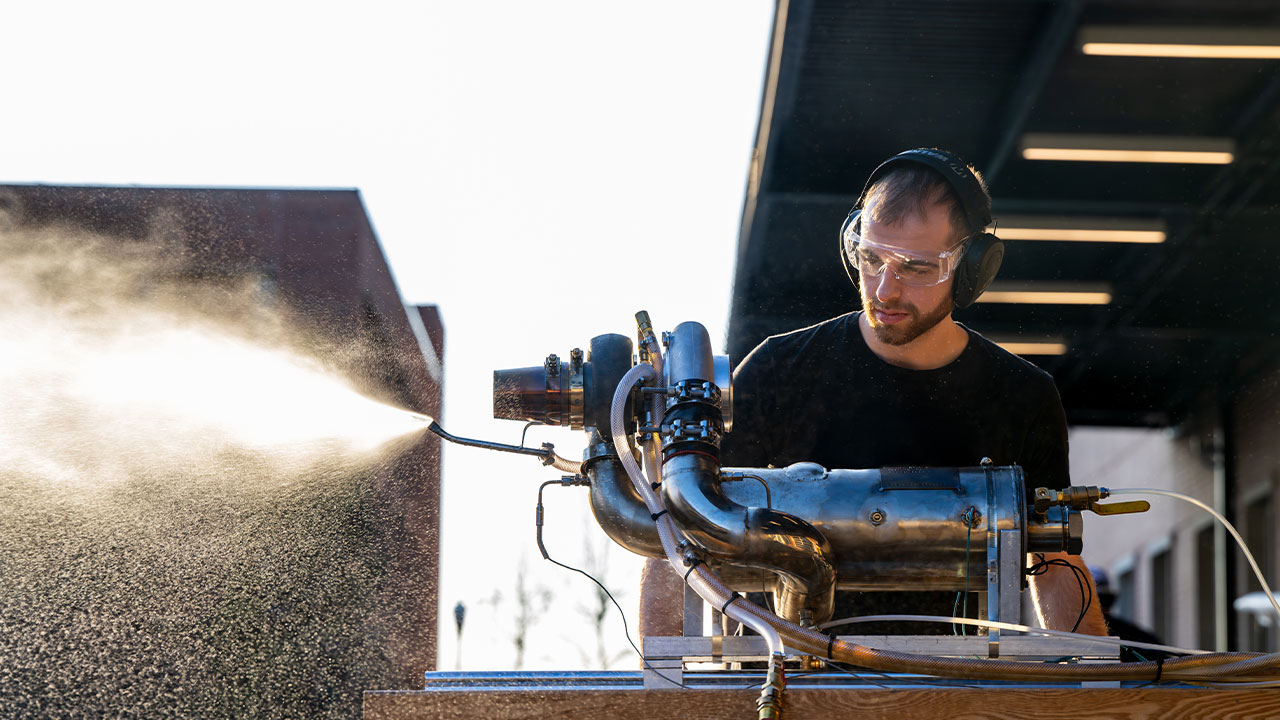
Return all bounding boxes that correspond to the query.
[1244,493,1273,594]
[1151,547,1174,643]
[1196,524,1216,650]
[1117,566,1136,622]
[1243,492,1274,652]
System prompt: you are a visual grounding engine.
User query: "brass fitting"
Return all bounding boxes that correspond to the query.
[756,654,785,720]
[1033,485,1151,517]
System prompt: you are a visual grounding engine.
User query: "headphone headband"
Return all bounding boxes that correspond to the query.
[855,148,991,233]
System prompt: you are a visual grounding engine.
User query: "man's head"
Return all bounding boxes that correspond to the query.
[857,171,964,345]
[863,161,977,247]
[839,149,1000,346]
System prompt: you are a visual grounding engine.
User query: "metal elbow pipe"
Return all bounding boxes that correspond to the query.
[563,333,669,556]
[661,452,746,555]
[586,451,665,558]
[662,452,837,623]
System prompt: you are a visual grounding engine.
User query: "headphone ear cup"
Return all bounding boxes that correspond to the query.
[841,243,859,287]
[839,210,861,289]
[952,233,1004,309]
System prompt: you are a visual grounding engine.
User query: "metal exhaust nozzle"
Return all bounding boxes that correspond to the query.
[492,365,553,424]
[492,348,585,428]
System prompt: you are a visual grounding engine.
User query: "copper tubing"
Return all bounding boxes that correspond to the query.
[701,580,1278,682]
[1183,653,1280,678]
[778,617,1273,682]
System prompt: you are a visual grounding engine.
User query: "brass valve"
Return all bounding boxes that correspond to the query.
[634,310,658,361]
[1033,485,1151,517]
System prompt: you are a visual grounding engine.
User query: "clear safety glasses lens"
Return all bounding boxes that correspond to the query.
[843,226,959,288]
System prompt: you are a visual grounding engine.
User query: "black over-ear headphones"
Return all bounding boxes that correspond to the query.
[838,147,1004,309]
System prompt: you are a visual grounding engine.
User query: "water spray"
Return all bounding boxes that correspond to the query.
[0,217,441,720]
[0,225,431,489]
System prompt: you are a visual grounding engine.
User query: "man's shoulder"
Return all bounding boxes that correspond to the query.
[735,311,864,390]
[963,327,1054,379]
[757,311,861,354]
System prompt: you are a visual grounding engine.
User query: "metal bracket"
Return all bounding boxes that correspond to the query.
[985,468,1025,658]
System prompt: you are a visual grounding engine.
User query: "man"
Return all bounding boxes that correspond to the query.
[640,148,1106,637]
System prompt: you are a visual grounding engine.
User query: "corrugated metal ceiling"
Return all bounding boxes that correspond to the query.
[730,0,1280,426]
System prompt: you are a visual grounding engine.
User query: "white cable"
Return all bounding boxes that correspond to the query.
[1110,488,1280,621]
[817,614,1209,656]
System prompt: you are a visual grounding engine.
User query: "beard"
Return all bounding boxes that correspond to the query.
[861,289,954,346]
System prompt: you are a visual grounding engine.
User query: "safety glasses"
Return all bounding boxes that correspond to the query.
[842,222,965,288]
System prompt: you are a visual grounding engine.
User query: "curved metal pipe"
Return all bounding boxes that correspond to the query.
[585,436,664,558]
[660,322,837,624]
[663,452,837,623]
[425,418,582,472]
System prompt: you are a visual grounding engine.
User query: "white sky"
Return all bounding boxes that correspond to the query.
[1,1,776,672]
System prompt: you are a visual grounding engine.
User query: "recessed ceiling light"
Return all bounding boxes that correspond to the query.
[1020,134,1234,165]
[995,215,1166,243]
[1080,27,1280,59]
[978,282,1112,305]
[991,340,1069,356]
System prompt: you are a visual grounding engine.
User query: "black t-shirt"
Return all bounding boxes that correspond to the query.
[722,311,1070,490]
[720,310,1071,632]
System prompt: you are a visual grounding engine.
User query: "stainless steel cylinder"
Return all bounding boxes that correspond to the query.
[664,322,716,388]
[492,364,552,423]
[491,353,582,427]
[492,334,633,430]
[713,463,1075,591]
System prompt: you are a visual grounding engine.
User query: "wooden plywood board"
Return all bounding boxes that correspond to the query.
[364,687,1280,720]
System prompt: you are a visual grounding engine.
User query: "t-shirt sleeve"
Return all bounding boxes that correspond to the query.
[1022,378,1071,491]
[719,339,778,468]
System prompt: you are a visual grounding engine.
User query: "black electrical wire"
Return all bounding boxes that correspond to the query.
[952,506,977,636]
[741,669,826,689]
[814,659,892,691]
[535,480,690,690]
[820,658,983,690]
[1025,552,1093,633]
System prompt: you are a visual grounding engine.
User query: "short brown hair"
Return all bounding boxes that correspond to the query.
[862,163,988,244]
